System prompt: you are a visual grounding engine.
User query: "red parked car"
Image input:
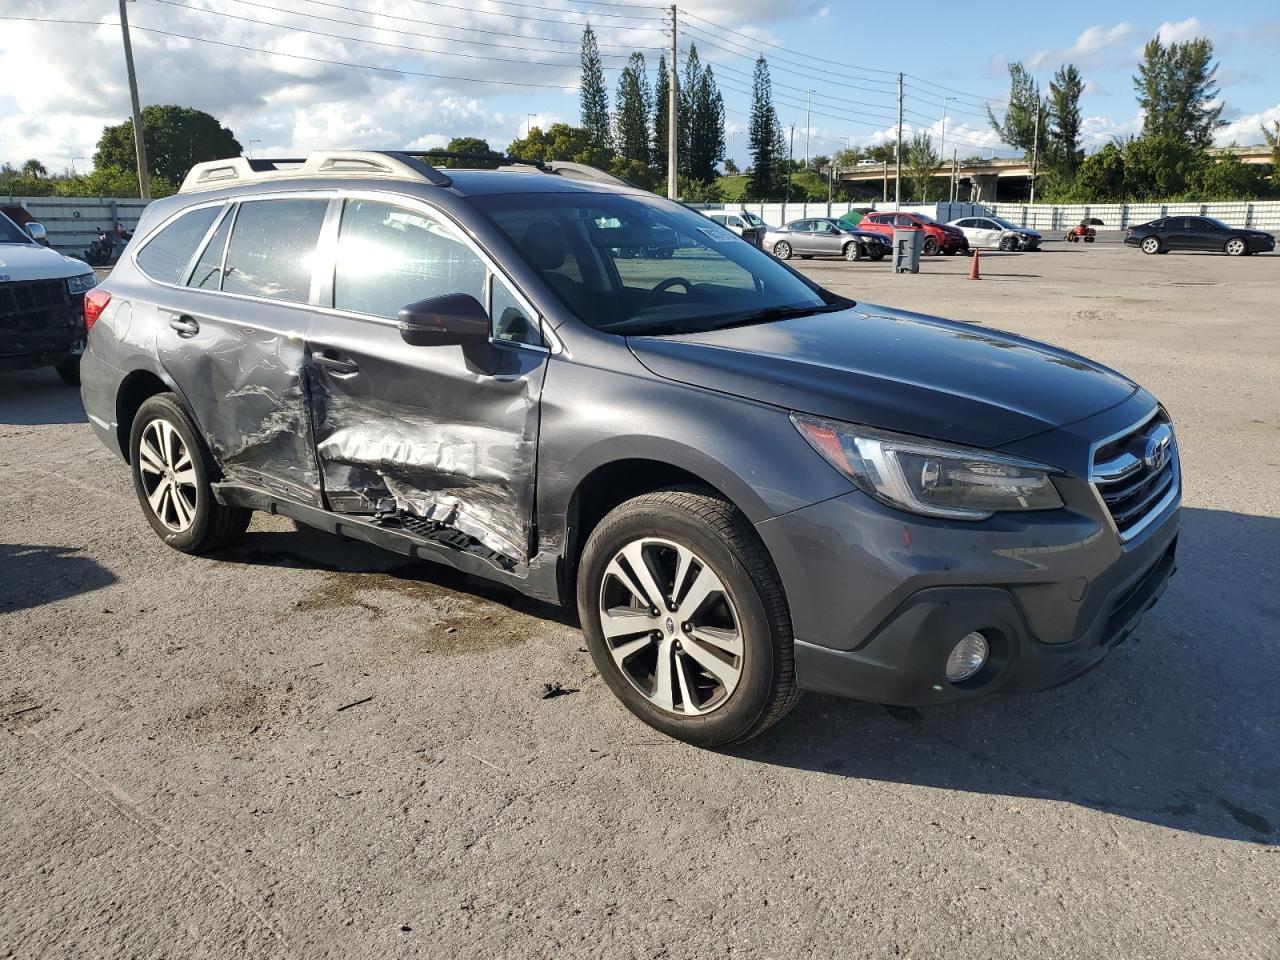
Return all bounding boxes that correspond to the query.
[859,211,970,256]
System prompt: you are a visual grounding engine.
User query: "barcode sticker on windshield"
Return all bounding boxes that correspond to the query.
[697,227,736,242]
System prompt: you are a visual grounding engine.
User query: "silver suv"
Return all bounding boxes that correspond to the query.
[80,151,1180,746]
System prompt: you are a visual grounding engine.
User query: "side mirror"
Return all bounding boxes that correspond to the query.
[25,222,48,245]
[398,293,490,347]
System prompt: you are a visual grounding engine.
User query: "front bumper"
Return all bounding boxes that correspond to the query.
[756,395,1181,706]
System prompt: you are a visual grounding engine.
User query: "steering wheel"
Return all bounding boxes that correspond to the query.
[642,277,694,309]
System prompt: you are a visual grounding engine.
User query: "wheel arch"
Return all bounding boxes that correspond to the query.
[115,368,182,462]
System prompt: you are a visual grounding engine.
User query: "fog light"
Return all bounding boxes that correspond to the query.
[946,632,989,682]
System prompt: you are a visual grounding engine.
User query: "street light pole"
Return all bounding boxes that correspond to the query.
[116,0,150,201]
[894,72,903,210]
[667,4,678,200]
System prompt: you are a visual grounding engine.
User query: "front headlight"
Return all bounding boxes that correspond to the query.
[66,272,98,295]
[791,413,1063,520]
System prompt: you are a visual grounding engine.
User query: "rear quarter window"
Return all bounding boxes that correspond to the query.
[221,198,328,304]
[135,205,221,283]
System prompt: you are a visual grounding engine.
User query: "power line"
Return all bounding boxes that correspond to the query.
[0,15,584,89]
[400,0,665,26]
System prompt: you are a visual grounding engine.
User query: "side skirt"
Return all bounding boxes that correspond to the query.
[212,481,564,606]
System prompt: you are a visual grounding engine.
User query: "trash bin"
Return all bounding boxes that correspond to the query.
[893,228,923,274]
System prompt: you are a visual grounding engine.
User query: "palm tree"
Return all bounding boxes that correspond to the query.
[22,158,47,179]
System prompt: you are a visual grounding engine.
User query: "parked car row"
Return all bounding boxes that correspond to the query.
[761,217,891,262]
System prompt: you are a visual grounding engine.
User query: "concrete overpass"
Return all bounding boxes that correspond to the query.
[837,144,1275,202]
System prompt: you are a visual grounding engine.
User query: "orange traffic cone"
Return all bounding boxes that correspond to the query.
[968,249,981,280]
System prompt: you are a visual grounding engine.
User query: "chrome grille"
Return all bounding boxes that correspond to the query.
[1090,410,1179,542]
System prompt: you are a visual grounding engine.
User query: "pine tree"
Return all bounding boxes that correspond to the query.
[1134,35,1223,148]
[678,46,724,183]
[652,55,669,170]
[1046,64,1085,178]
[677,46,702,177]
[988,62,1046,158]
[748,57,785,199]
[579,25,611,152]
[614,52,651,163]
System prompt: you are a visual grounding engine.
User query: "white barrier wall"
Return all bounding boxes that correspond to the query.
[707,199,1280,231]
[5,196,148,254]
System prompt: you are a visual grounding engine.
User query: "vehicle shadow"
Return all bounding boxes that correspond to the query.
[217,523,575,626]
[0,544,117,613]
[0,369,87,425]
[739,506,1280,845]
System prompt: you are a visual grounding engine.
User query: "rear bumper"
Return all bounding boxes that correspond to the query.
[0,345,82,372]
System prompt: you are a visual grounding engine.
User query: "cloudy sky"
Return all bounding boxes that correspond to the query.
[2,0,1279,173]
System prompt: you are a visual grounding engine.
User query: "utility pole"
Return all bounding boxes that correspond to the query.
[804,89,812,168]
[1029,102,1041,205]
[894,72,903,210]
[117,0,150,201]
[939,97,949,172]
[951,150,958,203]
[667,4,678,200]
[882,159,888,202]
[783,124,795,220]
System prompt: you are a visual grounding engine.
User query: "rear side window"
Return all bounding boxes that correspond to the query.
[221,199,327,304]
[333,199,486,319]
[188,210,233,290]
[136,206,220,283]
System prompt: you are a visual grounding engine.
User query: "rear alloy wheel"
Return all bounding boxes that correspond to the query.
[772,240,792,260]
[1225,238,1247,257]
[922,236,939,256]
[1141,236,1161,255]
[844,242,864,262]
[578,489,800,747]
[129,393,250,553]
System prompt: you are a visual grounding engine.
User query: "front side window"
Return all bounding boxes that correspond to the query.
[813,221,837,234]
[334,199,486,319]
[136,205,221,283]
[221,198,327,303]
[491,276,541,347]
[473,190,846,337]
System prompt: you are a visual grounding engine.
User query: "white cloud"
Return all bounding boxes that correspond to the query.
[1155,17,1202,45]
[1027,22,1135,70]
[1214,102,1280,147]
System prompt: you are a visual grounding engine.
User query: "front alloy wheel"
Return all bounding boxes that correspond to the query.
[599,538,743,715]
[1141,236,1161,254]
[922,236,939,256]
[1225,238,1247,256]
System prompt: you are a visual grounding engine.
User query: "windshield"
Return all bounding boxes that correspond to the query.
[0,213,32,245]
[989,216,1022,230]
[1205,217,1232,230]
[912,213,939,225]
[473,191,848,336]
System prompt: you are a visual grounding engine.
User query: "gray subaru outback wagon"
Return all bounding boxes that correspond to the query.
[80,151,1180,746]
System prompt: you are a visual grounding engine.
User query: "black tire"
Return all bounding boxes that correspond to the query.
[869,251,886,262]
[577,488,801,747]
[799,254,813,259]
[1225,238,1247,257]
[773,241,792,260]
[54,358,80,385]
[1140,236,1161,255]
[922,236,939,256]
[999,236,1017,252]
[843,242,863,262]
[128,393,251,553]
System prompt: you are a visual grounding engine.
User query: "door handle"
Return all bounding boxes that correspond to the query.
[169,314,200,338]
[312,351,359,376]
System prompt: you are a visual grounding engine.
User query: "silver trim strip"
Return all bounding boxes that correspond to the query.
[1087,407,1180,544]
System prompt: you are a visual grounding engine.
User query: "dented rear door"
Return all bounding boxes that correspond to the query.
[155,196,330,506]
[305,196,548,565]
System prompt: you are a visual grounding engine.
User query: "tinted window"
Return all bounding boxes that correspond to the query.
[473,191,840,337]
[334,199,486,319]
[491,276,541,347]
[188,210,233,290]
[813,221,837,234]
[136,205,220,283]
[221,199,326,303]
[709,214,726,225]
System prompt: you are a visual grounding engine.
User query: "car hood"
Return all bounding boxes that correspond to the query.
[627,304,1137,449]
[0,243,92,282]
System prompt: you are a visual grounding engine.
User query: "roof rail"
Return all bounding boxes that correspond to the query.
[178,150,637,194]
[179,150,453,193]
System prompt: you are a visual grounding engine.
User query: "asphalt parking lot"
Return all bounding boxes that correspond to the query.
[2,239,1277,959]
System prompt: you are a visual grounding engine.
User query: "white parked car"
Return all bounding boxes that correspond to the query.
[0,210,98,384]
[948,215,1042,251]
[707,210,769,246]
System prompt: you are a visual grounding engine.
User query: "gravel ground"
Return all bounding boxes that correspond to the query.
[2,240,1277,959]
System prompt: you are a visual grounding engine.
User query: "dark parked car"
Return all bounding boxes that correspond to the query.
[859,211,969,255]
[1124,216,1275,256]
[81,150,1180,747]
[761,217,891,261]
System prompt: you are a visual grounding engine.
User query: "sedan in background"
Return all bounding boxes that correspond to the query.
[708,211,768,247]
[948,215,1042,251]
[1124,217,1276,256]
[858,211,969,255]
[761,217,891,261]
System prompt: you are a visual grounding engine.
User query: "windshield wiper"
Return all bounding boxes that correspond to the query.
[705,301,849,331]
